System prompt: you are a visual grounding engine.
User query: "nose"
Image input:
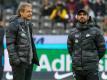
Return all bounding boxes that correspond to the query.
[81,14,85,17]
[30,11,32,16]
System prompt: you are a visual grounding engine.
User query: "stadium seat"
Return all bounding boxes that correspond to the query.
[40,16,53,34]
[52,22,65,34]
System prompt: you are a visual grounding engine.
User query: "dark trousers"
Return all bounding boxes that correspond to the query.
[73,68,99,80]
[0,55,3,80]
[12,63,33,80]
[0,67,3,80]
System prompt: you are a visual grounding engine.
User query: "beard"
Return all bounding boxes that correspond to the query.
[78,18,87,24]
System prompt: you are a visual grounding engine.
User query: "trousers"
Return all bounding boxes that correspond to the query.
[12,63,33,80]
[73,68,99,80]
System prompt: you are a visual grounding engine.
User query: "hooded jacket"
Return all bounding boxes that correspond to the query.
[6,15,39,66]
[67,22,106,70]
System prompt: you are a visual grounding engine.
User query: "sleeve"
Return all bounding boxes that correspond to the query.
[29,24,39,66]
[67,34,74,57]
[6,22,20,65]
[31,37,39,66]
[0,27,4,56]
[50,9,57,20]
[94,28,106,59]
[60,9,68,19]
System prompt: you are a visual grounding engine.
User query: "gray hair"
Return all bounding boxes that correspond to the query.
[16,2,32,16]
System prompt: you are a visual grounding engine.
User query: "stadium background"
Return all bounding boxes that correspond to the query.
[0,0,107,80]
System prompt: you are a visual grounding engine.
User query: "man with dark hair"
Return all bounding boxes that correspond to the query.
[67,9,106,80]
[6,2,39,80]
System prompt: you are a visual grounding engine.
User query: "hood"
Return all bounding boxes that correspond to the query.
[9,15,32,27]
[9,15,19,23]
[74,16,99,30]
[9,15,26,24]
[75,22,90,30]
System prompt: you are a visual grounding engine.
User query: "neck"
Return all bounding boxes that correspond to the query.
[79,21,87,25]
[76,22,89,30]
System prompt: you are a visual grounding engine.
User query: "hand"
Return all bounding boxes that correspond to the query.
[32,58,40,66]
[9,58,21,66]
[0,21,5,26]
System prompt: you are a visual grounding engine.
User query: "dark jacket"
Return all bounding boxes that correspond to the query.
[0,27,4,56]
[0,26,4,67]
[67,22,106,70]
[6,16,39,66]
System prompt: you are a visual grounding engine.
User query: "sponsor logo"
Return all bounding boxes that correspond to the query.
[54,72,73,79]
[36,54,72,72]
[6,72,13,80]
[86,34,90,37]
[101,72,107,80]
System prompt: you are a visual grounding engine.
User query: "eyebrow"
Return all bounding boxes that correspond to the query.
[78,13,87,15]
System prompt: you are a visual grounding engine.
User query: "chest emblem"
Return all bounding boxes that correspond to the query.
[75,34,79,38]
[86,34,90,37]
[75,39,78,43]
[21,33,26,37]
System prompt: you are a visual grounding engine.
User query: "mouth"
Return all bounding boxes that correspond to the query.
[28,15,32,17]
[80,18,85,21]
[80,17,84,20]
[27,16,32,19]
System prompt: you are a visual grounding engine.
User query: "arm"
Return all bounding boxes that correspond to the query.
[0,26,4,56]
[29,23,39,66]
[94,29,106,59]
[60,9,68,19]
[50,9,57,20]
[6,22,20,65]
[31,37,39,66]
[67,34,74,57]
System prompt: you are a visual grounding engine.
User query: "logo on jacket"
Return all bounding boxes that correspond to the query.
[75,39,78,43]
[75,34,79,38]
[21,33,26,37]
[86,34,90,37]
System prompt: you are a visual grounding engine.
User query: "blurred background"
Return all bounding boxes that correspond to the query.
[0,0,107,80]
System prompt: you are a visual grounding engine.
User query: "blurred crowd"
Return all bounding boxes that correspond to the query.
[41,0,107,35]
[41,0,106,22]
[0,0,107,35]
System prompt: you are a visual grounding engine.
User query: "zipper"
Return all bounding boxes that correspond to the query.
[25,21,33,64]
[80,32,83,69]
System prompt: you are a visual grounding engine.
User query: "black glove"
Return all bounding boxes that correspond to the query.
[32,58,39,66]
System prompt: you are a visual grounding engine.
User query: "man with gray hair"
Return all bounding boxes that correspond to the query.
[6,2,39,80]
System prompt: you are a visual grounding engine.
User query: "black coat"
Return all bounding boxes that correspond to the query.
[0,26,4,67]
[6,16,39,66]
[67,22,106,70]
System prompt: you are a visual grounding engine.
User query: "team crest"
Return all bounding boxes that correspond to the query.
[86,34,90,37]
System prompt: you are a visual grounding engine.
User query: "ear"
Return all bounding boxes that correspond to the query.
[87,16,89,20]
[20,11,23,17]
[19,11,22,16]
[75,15,77,19]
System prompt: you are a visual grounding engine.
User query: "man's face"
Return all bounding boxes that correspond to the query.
[20,6,32,20]
[77,12,89,24]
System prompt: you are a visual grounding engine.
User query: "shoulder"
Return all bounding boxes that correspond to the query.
[90,26,101,32]
[9,15,19,27]
[69,27,78,34]
[8,20,19,31]
[90,26,102,35]
[68,27,78,38]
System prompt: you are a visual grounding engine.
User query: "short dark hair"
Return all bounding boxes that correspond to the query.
[77,9,88,15]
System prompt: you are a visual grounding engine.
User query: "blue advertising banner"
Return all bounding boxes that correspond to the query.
[2,35,107,80]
